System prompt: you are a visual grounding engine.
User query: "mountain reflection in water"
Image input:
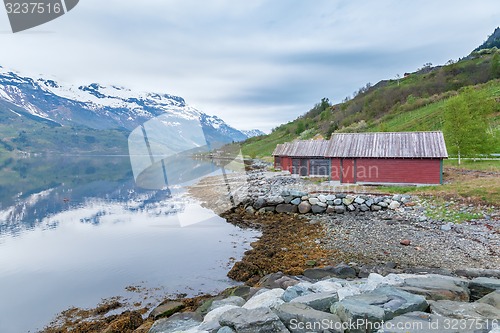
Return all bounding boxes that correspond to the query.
[0,155,258,333]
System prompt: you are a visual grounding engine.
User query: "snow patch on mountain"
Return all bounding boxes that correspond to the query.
[0,65,261,143]
[242,129,266,137]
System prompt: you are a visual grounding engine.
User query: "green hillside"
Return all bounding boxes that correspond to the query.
[368,79,500,132]
[243,49,500,159]
[0,101,129,155]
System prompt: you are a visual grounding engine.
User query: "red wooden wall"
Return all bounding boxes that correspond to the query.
[355,158,442,184]
[331,158,341,181]
[341,159,356,183]
[280,157,292,173]
[280,156,442,185]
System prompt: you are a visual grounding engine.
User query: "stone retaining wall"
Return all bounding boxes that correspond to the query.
[248,191,411,215]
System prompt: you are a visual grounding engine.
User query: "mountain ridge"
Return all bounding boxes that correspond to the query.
[474,27,500,52]
[0,66,261,153]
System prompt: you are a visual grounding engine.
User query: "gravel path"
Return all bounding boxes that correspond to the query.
[313,209,500,270]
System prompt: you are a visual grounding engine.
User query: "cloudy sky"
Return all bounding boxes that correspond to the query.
[1,0,499,132]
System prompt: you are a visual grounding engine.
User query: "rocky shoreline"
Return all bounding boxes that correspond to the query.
[41,164,500,333]
[147,267,500,333]
[174,167,499,333]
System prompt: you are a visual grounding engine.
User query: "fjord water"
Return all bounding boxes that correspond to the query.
[0,156,257,333]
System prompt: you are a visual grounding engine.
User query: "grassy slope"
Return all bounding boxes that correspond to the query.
[368,79,500,132]
[242,130,295,159]
[242,80,500,158]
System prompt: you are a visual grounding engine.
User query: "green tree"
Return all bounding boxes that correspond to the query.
[443,87,496,164]
[295,121,305,135]
[492,52,500,78]
[319,97,330,111]
[326,122,338,138]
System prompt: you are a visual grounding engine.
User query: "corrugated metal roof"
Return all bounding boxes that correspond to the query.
[325,131,448,158]
[272,144,285,156]
[272,140,329,157]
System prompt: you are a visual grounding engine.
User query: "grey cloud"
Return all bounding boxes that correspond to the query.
[1,0,500,132]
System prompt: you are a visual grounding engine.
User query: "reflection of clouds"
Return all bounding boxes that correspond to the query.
[0,187,59,236]
[44,197,186,229]
[0,188,56,223]
[0,185,184,238]
[24,188,56,204]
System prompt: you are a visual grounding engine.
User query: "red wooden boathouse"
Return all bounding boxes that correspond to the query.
[273,131,448,185]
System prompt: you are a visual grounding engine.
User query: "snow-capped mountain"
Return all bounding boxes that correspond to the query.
[0,66,258,147]
[242,129,266,137]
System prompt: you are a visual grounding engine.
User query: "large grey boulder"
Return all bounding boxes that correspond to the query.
[310,280,344,293]
[354,197,365,204]
[276,204,298,214]
[210,297,246,311]
[290,292,339,312]
[298,201,312,214]
[258,272,299,290]
[469,277,500,301]
[243,288,285,310]
[227,286,252,300]
[477,290,500,309]
[303,264,357,280]
[331,287,428,332]
[378,201,388,208]
[325,194,336,201]
[276,302,343,333]
[219,307,290,333]
[201,305,240,332]
[326,205,336,214]
[312,205,327,214]
[359,204,370,212]
[337,284,362,301]
[149,312,202,333]
[429,300,500,320]
[332,299,384,333]
[454,268,500,279]
[282,283,313,302]
[245,206,256,215]
[149,301,184,320]
[309,198,320,205]
[253,198,266,210]
[388,201,401,210]
[334,205,346,214]
[318,194,328,203]
[392,195,402,202]
[343,195,355,205]
[267,196,285,205]
[398,275,470,301]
